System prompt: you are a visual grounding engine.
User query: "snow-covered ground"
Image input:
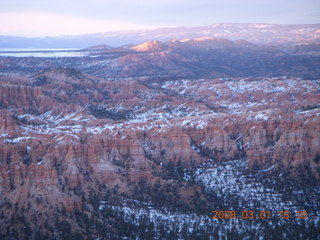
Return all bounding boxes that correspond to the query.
[98,158,320,239]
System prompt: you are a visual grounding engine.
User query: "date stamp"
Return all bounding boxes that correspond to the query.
[211,210,309,220]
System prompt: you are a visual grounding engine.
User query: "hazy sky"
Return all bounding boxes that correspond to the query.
[0,0,319,37]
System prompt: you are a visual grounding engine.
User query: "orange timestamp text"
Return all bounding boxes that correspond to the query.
[211,210,308,220]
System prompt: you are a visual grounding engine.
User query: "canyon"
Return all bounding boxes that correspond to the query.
[0,30,320,239]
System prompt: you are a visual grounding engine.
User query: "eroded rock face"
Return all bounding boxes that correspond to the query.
[0,69,319,238]
[0,85,45,110]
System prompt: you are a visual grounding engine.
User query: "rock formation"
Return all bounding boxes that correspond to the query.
[0,67,319,239]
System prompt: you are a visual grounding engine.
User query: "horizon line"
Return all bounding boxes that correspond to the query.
[1,22,320,39]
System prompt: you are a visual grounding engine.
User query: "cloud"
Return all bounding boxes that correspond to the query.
[0,0,319,37]
[0,12,153,37]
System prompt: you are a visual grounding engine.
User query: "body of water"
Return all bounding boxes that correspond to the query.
[0,48,87,57]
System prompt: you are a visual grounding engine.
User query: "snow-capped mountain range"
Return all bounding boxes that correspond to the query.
[0,23,319,48]
[0,23,320,239]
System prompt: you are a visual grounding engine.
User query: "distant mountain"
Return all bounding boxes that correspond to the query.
[0,23,319,48]
[83,44,113,51]
[1,24,320,240]
[2,37,319,79]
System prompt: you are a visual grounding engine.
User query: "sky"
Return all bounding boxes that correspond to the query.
[0,0,319,37]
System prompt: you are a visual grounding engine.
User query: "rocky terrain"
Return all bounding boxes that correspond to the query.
[0,23,320,239]
[0,63,319,239]
[1,37,320,80]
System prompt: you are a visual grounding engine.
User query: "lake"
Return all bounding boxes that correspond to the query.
[0,48,88,57]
